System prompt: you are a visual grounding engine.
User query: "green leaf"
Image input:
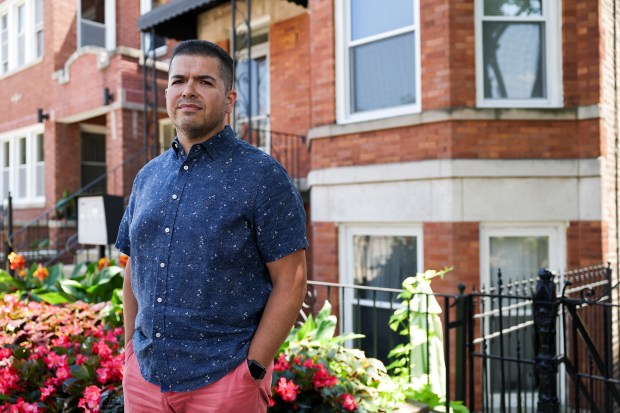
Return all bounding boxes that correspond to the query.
[59,279,84,298]
[37,291,71,305]
[0,271,23,292]
[70,364,92,381]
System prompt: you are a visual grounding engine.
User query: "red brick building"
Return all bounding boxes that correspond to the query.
[0,0,169,228]
[134,8,620,401]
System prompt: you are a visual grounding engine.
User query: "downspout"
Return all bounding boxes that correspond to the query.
[614,0,619,281]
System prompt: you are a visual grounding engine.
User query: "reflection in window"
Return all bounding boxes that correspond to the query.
[483,23,545,99]
[351,234,418,362]
[345,0,418,116]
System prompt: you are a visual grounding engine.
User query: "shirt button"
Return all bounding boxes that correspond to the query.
[157,297,162,303]
[172,194,178,200]
[160,262,165,268]
[156,333,161,338]
[183,165,189,171]
[164,227,170,233]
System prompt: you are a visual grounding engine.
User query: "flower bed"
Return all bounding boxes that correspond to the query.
[0,294,124,412]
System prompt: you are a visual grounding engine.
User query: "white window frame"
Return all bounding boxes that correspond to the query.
[33,0,43,58]
[0,0,43,75]
[474,0,562,108]
[140,0,167,57]
[335,0,422,124]
[77,0,116,51]
[339,224,424,338]
[0,124,45,208]
[479,222,567,407]
[0,13,8,73]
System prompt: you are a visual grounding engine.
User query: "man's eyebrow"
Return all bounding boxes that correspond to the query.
[169,74,217,82]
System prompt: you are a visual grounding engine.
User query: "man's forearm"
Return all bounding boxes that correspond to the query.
[123,261,138,344]
[247,250,307,367]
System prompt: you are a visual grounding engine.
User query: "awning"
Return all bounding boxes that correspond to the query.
[138,0,308,41]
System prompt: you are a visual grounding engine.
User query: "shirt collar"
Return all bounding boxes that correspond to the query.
[171,125,235,159]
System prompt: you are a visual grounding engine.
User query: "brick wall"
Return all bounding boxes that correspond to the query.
[311,119,600,170]
[423,222,480,294]
[308,0,335,127]
[567,221,605,269]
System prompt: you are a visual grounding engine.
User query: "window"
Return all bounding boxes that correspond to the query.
[340,225,423,363]
[16,4,25,66]
[78,0,115,50]
[35,134,44,197]
[1,14,8,73]
[0,0,45,75]
[80,130,106,195]
[475,0,562,107]
[0,127,45,206]
[480,224,565,405]
[336,0,421,123]
[158,120,176,154]
[34,0,42,58]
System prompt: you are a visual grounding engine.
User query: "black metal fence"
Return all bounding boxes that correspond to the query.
[305,264,620,413]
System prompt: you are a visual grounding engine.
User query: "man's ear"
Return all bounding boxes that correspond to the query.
[226,89,237,114]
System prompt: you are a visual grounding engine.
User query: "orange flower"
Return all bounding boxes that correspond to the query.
[33,264,49,281]
[97,257,110,271]
[8,252,26,271]
[119,254,128,268]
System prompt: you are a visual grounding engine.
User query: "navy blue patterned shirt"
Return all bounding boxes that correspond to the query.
[115,125,308,392]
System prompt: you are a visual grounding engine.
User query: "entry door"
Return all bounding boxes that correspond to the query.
[80,131,106,195]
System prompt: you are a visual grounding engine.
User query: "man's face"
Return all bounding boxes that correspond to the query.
[165,54,236,142]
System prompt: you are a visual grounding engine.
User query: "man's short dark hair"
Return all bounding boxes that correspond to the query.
[169,40,234,92]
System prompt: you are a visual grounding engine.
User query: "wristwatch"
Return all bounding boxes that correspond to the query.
[247,359,266,380]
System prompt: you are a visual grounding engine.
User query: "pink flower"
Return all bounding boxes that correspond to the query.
[51,335,72,349]
[274,353,290,372]
[44,352,68,369]
[76,353,88,365]
[55,365,72,381]
[303,358,316,368]
[0,366,20,394]
[341,393,358,411]
[78,385,102,412]
[40,384,55,401]
[276,377,299,402]
[313,365,337,388]
[92,340,112,358]
[0,347,12,361]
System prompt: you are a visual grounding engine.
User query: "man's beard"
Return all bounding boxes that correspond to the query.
[174,105,226,142]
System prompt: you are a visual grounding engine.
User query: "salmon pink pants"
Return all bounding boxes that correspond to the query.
[123,341,273,413]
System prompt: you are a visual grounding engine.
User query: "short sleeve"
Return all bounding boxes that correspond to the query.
[254,163,308,263]
[115,184,136,256]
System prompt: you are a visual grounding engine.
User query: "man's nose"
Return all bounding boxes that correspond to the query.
[182,81,197,97]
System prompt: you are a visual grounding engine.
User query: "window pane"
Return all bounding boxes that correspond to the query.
[17,5,25,31]
[351,0,413,41]
[235,57,268,119]
[351,32,416,113]
[36,164,44,197]
[36,31,44,58]
[484,0,542,16]
[352,305,407,363]
[35,0,44,24]
[80,20,106,48]
[489,236,549,280]
[3,142,8,167]
[36,134,44,162]
[17,5,25,66]
[482,22,545,99]
[19,138,26,165]
[81,0,105,24]
[353,234,418,300]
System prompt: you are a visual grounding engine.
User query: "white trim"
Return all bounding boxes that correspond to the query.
[309,159,602,223]
[308,104,600,141]
[335,0,421,124]
[338,223,424,336]
[309,158,601,186]
[80,123,107,134]
[474,0,563,108]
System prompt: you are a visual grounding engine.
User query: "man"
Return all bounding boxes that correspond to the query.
[115,40,308,413]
